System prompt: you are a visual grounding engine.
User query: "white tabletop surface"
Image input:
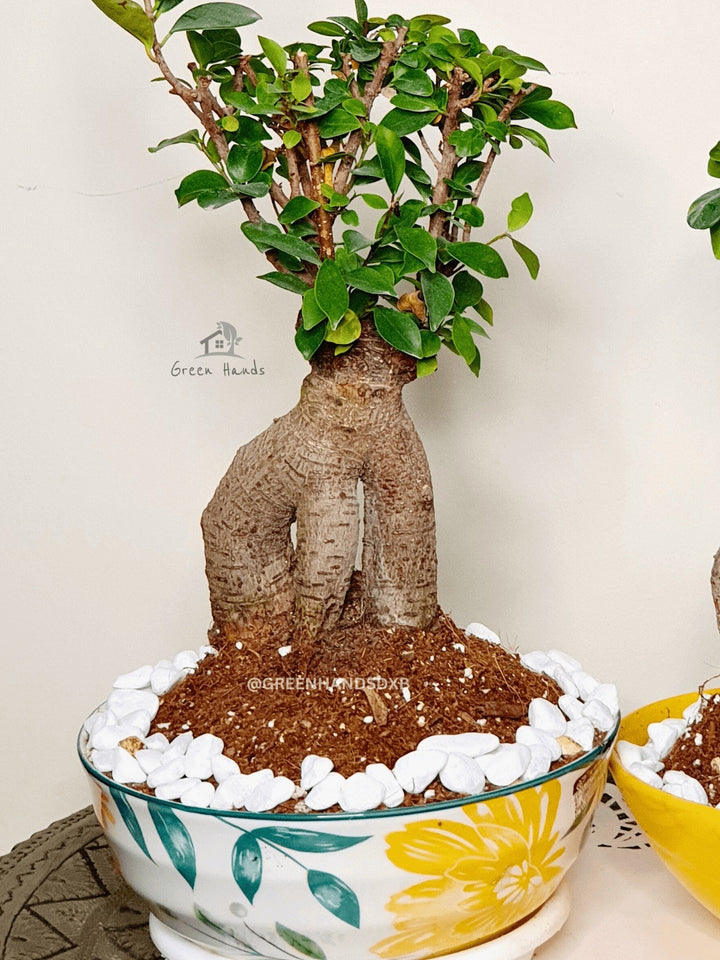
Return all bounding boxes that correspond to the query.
[536,784,720,959]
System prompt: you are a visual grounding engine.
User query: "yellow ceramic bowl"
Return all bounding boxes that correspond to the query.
[610,690,720,918]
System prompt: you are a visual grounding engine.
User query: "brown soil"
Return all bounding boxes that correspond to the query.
[146,611,568,810]
[662,691,720,804]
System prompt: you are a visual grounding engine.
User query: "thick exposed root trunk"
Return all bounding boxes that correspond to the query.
[201,327,438,637]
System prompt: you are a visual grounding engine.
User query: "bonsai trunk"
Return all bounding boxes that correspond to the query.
[202,325,438,639]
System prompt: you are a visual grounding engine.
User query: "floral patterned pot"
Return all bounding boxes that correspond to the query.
[79,719,617,960]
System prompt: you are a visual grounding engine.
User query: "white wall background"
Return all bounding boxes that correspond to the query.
[2,0,719,854]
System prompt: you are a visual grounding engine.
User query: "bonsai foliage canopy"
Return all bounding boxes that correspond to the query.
[89,0,576,639]
[688,141,720,260]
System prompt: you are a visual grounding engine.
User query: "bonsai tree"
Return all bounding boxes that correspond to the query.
[90,0,575,647]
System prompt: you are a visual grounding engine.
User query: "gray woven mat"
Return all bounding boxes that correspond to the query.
[0,807,160,960]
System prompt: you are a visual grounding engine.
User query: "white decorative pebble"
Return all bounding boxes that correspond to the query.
[173,650,200,672]
[616,740,644,768]
[558,695,584,721]
[184,734,224,779]
[212,754,241,783]
[571,671,600,702]
[147,758,186,788]
[365,763,404,808]
[150,666,184,696]
[520,651,553,673]
[107,689,160,722]
[547,649,583,674]
[181,781,217,808]
[662,771,708,805]
[683,699,703,722]
[90,749,116,772]
[113,665,153,690]
[135,749,166,775]
[143,733,170,751]
[245,776,295,812]
[522,744,553,781]
[646,720,683,758]
[628,763,664,789]
[592,683,619,717]
[476,744,531,786]
[301,755,334,791]
[165,732,194,760]
[112,749,146,784]
[155,777,201,801]
[565,718,595,752]
[528,699,567,737]
[417,732,499,757]
[393,750,447,794]
[90,723,146,752]
[339,772,385,812]
[305,772,346,811]
[582,699,615,733]
[121,710,153,738]
[210,771,273,811]
[439,753,486,794]
[465,622,501,645]
[551,667,580,699]
[515,725,562,761]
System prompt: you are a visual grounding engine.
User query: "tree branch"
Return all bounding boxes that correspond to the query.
[295,52,335,259]
[461,83,537,242]
[418,131,440,170]
[428,68,466,239]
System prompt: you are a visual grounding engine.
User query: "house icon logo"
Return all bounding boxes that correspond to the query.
[198,321,243,358]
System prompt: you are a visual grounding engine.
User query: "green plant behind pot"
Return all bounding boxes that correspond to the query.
[687,141,720,259]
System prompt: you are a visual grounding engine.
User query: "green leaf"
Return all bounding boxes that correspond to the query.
[259,35,287,76]
[314,260,349,326]
[302,288,327,329]
[156,0,185,12]
[319,108,362,139]
[291,73,312,102]
[341,208,360,227]
[175,169,230,206]
[258,271,310,294]
[227,142,264,183]
[492,44,548,72]
[708,142,720,179]
[279,196,320,224]
[343,229,372,252]
[446,241,508,278]
[355,0,369,24]
[417,356,438,378]
[373,307,423,357]
[276,923,326,960]
[420,328,442,356]
[510,125,551,158]
[295,321,327,358]
[380,109,438,137]
[507,192,533,232]
[455,205,484,227]
[511,238,540,279]
[283,129,302,148]
[396,226,437,272]
[307,870,361,928]
[346,266,396,296]
[452,315,480,374]
[521,99,577,130]
[90,0,154,50]
[242,222,321,264]
[170,2,261,34]
[148,130,201,153]
[109,786,152,861]
[452,271,483,311]
[456,57,484,86]
[420,270,454,330]
[149,803,196,889]
[711,222,720,259]
[393,69,434,97]
[307,20,346,36]
[375,126,405,195]
[687,187,720,230]
[230,832,263,903]
[390,92,439,113]
[229,116,272,143]
[475,298,493,325]
[359,193,388,210]
[325,311,361,344]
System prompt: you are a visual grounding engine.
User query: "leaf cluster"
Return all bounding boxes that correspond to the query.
[687,141,720,260]
[90,0,576,375]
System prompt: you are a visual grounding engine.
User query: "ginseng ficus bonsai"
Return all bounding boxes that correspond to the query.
[91,0,575,651]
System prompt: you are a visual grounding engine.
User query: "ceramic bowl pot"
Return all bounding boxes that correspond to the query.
[610,690,720,919]
[79,719,617,960]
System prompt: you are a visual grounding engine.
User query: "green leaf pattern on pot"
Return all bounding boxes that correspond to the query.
[149,803,197,889]
[254,826,371,853]
[276,922,327,959]
[307,869,361,928]
[231,832,264,903]
[108,785,153,861]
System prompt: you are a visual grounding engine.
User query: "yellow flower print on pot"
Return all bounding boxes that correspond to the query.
[372,782,565,959]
